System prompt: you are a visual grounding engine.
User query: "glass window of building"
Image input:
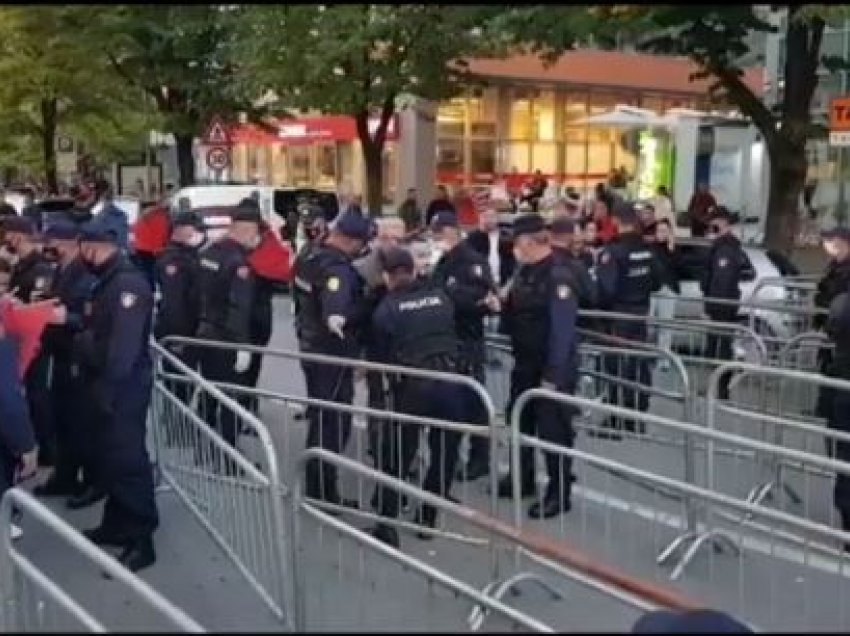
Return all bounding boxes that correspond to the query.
[587,128,613,179]
[508,88,533,140]
[338,143,355,190]
[316,143,337,188]
[640,95,664,114]
[437,98,466,138]
[436,138,464,174]
[564,127,588,186]
[503,141,531,173]
[470,139,497,176]
[289,145,311,186]
[272,145,288,185]
[589,92,619,115]
[468,87,498,137]
[531,142,558,174]
[532,90,556,141]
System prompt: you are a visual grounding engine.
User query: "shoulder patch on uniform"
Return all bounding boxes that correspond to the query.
[237,265,251,280]
[446,276,457,287]
[120,292,137,309]
[600,252,611,265]
[327,276,340,292]
[472,264,483,278]
[34,277,47,289]
[718,257,729,268]
[165,264,177,277]
[557,284,571,300]
[200,258,220,271]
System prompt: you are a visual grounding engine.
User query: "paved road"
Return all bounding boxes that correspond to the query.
[13,295,850,632]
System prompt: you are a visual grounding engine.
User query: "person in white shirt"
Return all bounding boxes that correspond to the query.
[652,185,676,228]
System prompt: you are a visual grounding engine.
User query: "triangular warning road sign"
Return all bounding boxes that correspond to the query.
[203,117,231,145]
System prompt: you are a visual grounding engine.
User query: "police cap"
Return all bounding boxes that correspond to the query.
[1,216,36,236]
[512,214,546,239]
[334,211,372,242]
[79,220,119,244]
[708,206,736,224]
[612,201,640,226]
[821,226,850,242]
[549,215,575,236]
[380,246,415,274]
[173,211,203,229]
[43,220,80,241]
[231,198,263,224]
[429,211,459,232]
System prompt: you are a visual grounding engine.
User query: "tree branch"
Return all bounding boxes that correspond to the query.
[709,63,778,146]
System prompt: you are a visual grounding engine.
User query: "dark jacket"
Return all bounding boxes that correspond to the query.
[701,233,745,321]
[815,258,850,331]
[465,229,516,286]
[0,336,35,459]
[649,243,680,295]
[425,198,457,226]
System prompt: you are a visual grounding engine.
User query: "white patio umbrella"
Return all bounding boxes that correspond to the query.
[577,105,673,130]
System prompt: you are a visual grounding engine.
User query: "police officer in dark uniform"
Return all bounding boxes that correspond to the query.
[291,212,371,505]
[368,247,466,547]
[34,222,99,507]
[430,211,496,482]
[498,214,579,519]
[154,211,204,403]
[824,279,850,541]
[74,220,158,572]
[2,216,58,466]
[815,227,850,428]
[196,203,262,450]
[701,206,746,400]
[596,203,661,435]
[549,215,598,310]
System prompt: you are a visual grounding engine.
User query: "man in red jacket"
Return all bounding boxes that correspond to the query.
[131,203,172,288]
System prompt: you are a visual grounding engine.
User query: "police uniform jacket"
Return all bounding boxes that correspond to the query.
[291,244,364,358]
[552,246,598,309]
[815,258,850,330]
[10,250,56,303]
[41,257,95,364]
[154,242,201,340]
[431,242,494,354]
[701,233,745,321]
[196,238,255,344]
[596,231,660,314]
[372,279,459,373]
[73,253,153,413]
[503,254,580,389]
[826,285,850,378]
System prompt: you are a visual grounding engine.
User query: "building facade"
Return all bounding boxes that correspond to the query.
[218,50,762,207]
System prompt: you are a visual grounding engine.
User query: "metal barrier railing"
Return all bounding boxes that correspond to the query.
[148,342,290,626]
[0,488,203,632]
[705,361,850,523]
[507,390,850,631]
[750,276,818,304]
[291,448,705,633]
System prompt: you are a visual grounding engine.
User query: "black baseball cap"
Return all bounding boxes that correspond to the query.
[709,206,735,224]
[430,211,459,232]
[549,216,575,235]
[44,220,80,241]
[2,216,36,236]
[173,211,203,229]
[380,246,415,273]
[232,198,263,224]
[512,214,547,239]
[334,212,372,242]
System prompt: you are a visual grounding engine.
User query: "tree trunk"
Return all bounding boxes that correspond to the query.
[175,133,196,187]
[362,141,384,217]
[763,144,807,255]
[40,98,58,195]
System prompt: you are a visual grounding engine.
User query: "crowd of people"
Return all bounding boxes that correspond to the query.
[0,172,753,574]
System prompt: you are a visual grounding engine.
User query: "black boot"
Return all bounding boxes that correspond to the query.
[67,487,106,510]
[840,509,850,553]
[528,490,572,520]
[83,525,132,548]
[414,505,437,540]
[495,475,535,499]
[118,536,156,573]
[371,523,400,548]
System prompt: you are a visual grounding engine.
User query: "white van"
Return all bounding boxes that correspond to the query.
[170,185,339,243]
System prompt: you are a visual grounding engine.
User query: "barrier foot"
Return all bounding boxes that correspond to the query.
[669,530,740,581]
[467,572,563,632]
[656,531,698,566]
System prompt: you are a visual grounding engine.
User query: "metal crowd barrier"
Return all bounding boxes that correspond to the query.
[0,488,203,632]
[750,275,818,305]
[778,331,833,374]
[148,342,290,626]
[508,390,850,631]
[705,361,850,527]
[290,448,706,633]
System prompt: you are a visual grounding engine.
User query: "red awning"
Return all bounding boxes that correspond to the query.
[229,115,400,146]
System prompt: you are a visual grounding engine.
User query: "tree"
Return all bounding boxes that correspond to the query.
[0,7,147,192]
[232,4,506,215]
[88,5,268,187]
[508,5,849,253]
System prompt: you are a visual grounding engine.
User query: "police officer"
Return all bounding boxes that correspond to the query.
[2,216,58,466]
[430,211,497,482]
[815,227,850,430]
[701,206,746,400]
[196,203,262,450]
[824,279,850,541]
[34,222,99,507]
[368,247,467,547]
[74,220,157,572]
[549,215,598,309]
[154,211,204,403]
[291,212,371,505]
[596,203,661,435]
[498,214,579,519]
